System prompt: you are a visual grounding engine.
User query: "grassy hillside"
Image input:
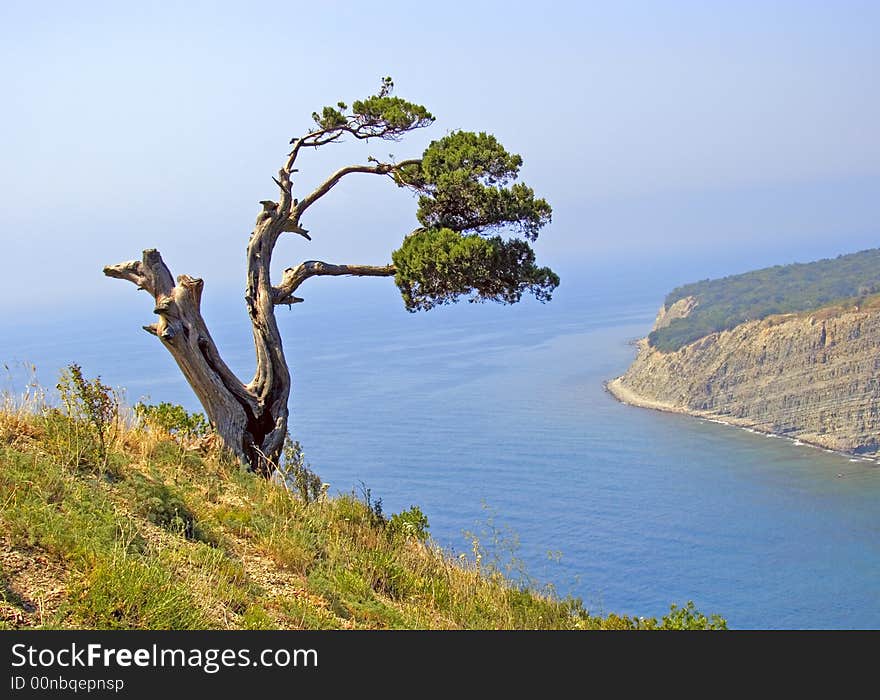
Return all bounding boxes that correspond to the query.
[0,366,725,630]
[649,248,880,352]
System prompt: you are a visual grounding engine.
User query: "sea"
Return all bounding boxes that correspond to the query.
[4,267,879,629]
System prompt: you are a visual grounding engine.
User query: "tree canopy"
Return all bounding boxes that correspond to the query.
[391,129,556,311]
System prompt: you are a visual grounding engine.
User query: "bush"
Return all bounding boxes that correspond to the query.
[134,402,209,440]
[279,437,324,504]
[659,601,727,630]
[54,364,120,470]
[358,483,384,527]
[388,506,430,543]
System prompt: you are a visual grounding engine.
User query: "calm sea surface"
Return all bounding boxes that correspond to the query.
[4,278,879,629]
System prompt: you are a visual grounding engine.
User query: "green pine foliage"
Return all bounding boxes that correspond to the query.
[303,79,557,314]
[311,77,434,137]
[392,228,558,311]
[649,248,880,352]
[407,130,551,239]
[391,130,556,311]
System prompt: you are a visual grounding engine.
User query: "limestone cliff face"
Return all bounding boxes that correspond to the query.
[652,296,698,330]
[611,301,880,455]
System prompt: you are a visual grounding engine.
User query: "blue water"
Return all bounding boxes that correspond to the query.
[3,278,879,629]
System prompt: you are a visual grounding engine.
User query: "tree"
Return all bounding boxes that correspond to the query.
[104,78,557,476]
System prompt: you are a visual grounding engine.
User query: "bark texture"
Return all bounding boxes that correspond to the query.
[105,146,401,474]
[104,249,269,471]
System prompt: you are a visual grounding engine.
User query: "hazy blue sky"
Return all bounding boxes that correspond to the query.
[1,0,878,309]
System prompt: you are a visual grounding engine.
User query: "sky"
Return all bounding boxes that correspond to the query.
[1,0,879,311]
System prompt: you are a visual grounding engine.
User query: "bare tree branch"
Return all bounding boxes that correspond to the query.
[273,260,397,305]
[103,248,175,298]
[290,115,429,152]
[285,129,342,169]
[301,131,344,148]
[294,159,420,220]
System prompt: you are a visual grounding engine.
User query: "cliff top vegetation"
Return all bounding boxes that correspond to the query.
[649,248,880,352]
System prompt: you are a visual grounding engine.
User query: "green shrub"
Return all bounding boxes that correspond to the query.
[388,506,430,543]
[258,524,321,574]
[358,549,412,599]
[659,601,727,630]
[134,402,209,439]
[53,364,120,470]
[573,602,727,630]
[282,596,338,630]
[358,483,384,527]
[240,605,275,630]
[279,437,324,504]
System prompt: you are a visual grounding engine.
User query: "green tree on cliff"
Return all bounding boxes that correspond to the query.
[104,78,557,475]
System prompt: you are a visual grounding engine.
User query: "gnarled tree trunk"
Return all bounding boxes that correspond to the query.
[104,246,286,475]
[105,148,400,475]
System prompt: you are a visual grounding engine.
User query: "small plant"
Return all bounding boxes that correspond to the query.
[134,402,209,440]
[279,436,325,504]
[358,482,384,527]
[464,503,531,586]
[388,506,430,543]
[134,402,212,468]
[240,605,275,630]
[660,601,727,630]
[54,363,119,470]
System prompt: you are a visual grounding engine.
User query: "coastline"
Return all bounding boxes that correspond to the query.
[604,376,879,465]
[605,376,688,415]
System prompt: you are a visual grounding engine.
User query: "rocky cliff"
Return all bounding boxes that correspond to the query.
[608,297,880,455]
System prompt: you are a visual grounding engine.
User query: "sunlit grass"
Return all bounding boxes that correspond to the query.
[0,366,726,630]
